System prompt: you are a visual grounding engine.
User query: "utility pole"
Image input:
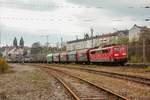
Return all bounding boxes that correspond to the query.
[76,35,78,40]
[41,35,49,63]
[101,33,104,47]
[56,42,59,52]
[0,32,1,58]
[91,28,94,48]
[143,37,146,63]
[61,37,63,47]
[0,32,1,47]
[61,37,63,51]
[113,27,119,45]
[41,35,49,54]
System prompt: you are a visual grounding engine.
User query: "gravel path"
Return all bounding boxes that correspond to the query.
[0,64,73,100]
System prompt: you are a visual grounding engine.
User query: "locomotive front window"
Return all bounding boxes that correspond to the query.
[114,47,119,53]
[91,51,96,54]
[102,49,109,54]
[120,47,126,51]
[96,50,102,54]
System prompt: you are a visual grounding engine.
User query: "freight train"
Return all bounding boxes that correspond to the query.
[46,45,127,65]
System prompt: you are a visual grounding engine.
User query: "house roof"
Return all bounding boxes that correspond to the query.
[8,48,24,55]
[115,30,129,35]
[134,24,149,31]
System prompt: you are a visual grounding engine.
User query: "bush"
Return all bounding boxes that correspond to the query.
[0,58,9,73]
[0,52,2,58]
[145,66,150,72]
[130,55,142,63]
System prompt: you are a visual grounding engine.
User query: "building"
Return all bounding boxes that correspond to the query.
[66,30,128,51]
[1,46,24,62]
[1,37,25,62]
[129,24,149,42]
[7,47,24,62]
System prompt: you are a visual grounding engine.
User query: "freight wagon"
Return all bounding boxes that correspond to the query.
[76,49,90,64]
[53,53,60,63]
[46,54,53,63]
[60,52,68,63]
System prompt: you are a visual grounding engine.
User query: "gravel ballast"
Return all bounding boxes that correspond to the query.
[0,64,73,100]
[49,66,150,100]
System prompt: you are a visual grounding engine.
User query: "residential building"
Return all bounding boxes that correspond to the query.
[129,24,149,42]
[66,30,128,51]
[1,37,25,62]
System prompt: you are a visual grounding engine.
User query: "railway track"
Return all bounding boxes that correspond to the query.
[38,64,150,86]
[42,68,79,100]
[40,66,128,100]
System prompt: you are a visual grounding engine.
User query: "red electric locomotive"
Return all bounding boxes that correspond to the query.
[89,45,127,65]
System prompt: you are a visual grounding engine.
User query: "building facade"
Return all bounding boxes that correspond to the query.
[129,24,149,42]
[66,30,128,51]
[66,34,118,51]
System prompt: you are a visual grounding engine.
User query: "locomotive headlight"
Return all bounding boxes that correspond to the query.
[122,53,126,56]
[114,54,119,56]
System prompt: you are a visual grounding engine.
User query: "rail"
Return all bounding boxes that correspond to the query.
[39,65,129,100]
[47,64,150,86]
[42,68,80,100]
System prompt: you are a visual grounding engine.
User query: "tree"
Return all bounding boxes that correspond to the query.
[117,37,129,45]
[0,52,2,58]
[19,37,24,48]
[84,33,89,39]
[128,28,150,63]
[13,37,17,47]
[139,28,150,45]
[139,29,150,62]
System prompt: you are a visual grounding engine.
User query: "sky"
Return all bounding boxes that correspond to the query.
[0,0,150,47]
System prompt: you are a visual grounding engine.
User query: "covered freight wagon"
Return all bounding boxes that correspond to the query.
[53,53,60,63]
[67,51,77,63]
[46,54,53,63]
[76,49,90,64]
[60,52,68,63]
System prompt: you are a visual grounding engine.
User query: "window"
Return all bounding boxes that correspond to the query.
[120,47,124,51]
[114,47,119,51]
[91,49,109,54]
[91,51,96,54]
[96,50,102,54]
[102,49,109,54]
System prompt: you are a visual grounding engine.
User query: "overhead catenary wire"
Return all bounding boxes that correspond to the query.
[0,1,150,9]
[0,16,150,22]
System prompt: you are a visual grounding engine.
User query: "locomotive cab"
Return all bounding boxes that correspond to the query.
[113,46,127,65]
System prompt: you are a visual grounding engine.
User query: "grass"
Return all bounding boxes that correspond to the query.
[0,58,10,73]
[145,66,150,72]
[130,55,142,63]
[28,71,45,81]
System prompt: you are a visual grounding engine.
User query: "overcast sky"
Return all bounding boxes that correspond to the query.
[0,0,150,46]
